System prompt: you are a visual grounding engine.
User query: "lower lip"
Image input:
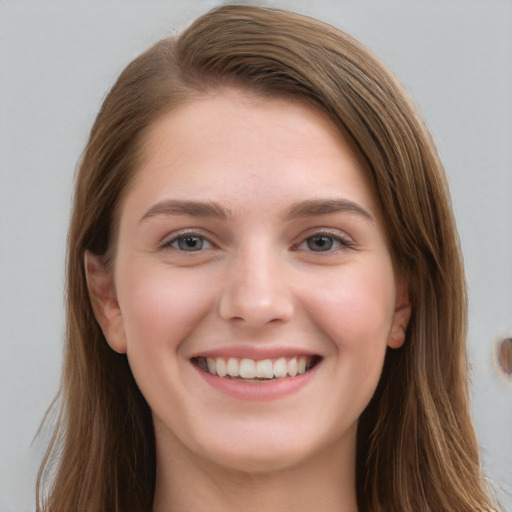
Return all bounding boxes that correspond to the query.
[194,363,319,401]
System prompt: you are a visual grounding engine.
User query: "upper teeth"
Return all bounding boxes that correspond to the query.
[197,356,312,380]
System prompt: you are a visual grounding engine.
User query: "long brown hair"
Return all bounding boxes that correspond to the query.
[37,5,500,511]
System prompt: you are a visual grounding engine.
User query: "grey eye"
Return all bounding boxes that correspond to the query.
[306,235,334,251]
[177,236,205,251]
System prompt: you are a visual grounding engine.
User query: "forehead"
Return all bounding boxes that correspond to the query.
[123,88,378,220]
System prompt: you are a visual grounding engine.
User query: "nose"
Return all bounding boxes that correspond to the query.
[218,244,295,327]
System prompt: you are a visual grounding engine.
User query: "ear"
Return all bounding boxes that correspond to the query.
[387,278,411,349]
[84,251,127,354]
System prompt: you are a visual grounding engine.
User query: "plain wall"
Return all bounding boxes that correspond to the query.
[1,1,511,510]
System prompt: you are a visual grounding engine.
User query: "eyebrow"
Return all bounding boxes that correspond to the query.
[285,198,374,222]
[139,197,373,224]
[140,200,232,223]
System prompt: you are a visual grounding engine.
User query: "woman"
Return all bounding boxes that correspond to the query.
[37,5,500,511]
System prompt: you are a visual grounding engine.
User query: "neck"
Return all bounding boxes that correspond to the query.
[152,428,358,512]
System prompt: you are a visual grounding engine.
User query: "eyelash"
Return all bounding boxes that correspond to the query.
[160,229,354,254]
[160,231,215,252]
[292,230,355,253]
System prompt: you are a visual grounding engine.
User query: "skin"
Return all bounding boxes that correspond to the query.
[86,89,411,512]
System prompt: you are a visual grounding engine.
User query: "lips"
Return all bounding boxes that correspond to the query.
[192,355,321,381]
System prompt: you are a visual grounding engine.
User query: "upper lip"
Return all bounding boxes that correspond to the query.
[191,346,320,360]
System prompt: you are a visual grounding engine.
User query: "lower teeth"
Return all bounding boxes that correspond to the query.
[229,376,280,382]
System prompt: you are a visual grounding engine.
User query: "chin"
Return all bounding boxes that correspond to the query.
[203,442,314,475]
[188,419,353,476]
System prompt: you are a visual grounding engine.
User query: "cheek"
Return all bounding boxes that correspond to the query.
[116,264,215,355]
[304,261,397,354]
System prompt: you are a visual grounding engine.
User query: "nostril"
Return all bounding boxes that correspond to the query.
[218,291,294,326]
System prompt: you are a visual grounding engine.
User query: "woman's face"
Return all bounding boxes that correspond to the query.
[88,89,410,474]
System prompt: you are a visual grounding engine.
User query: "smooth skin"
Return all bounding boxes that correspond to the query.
[86,89,411,512]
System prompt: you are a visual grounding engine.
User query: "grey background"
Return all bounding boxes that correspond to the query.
[1,1,511,511]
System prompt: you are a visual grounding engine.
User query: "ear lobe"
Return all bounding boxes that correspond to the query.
[84,251,127,354]
[387,281,412,349]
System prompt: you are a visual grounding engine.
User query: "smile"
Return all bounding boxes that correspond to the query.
[193,356,321,381]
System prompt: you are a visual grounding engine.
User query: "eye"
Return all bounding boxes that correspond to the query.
[306,235,335,252]
[162,233,213,252]
[295,231,354,252]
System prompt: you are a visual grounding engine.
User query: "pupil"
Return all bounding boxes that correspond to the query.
[179,236,202,251]
[308,235,333,251]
